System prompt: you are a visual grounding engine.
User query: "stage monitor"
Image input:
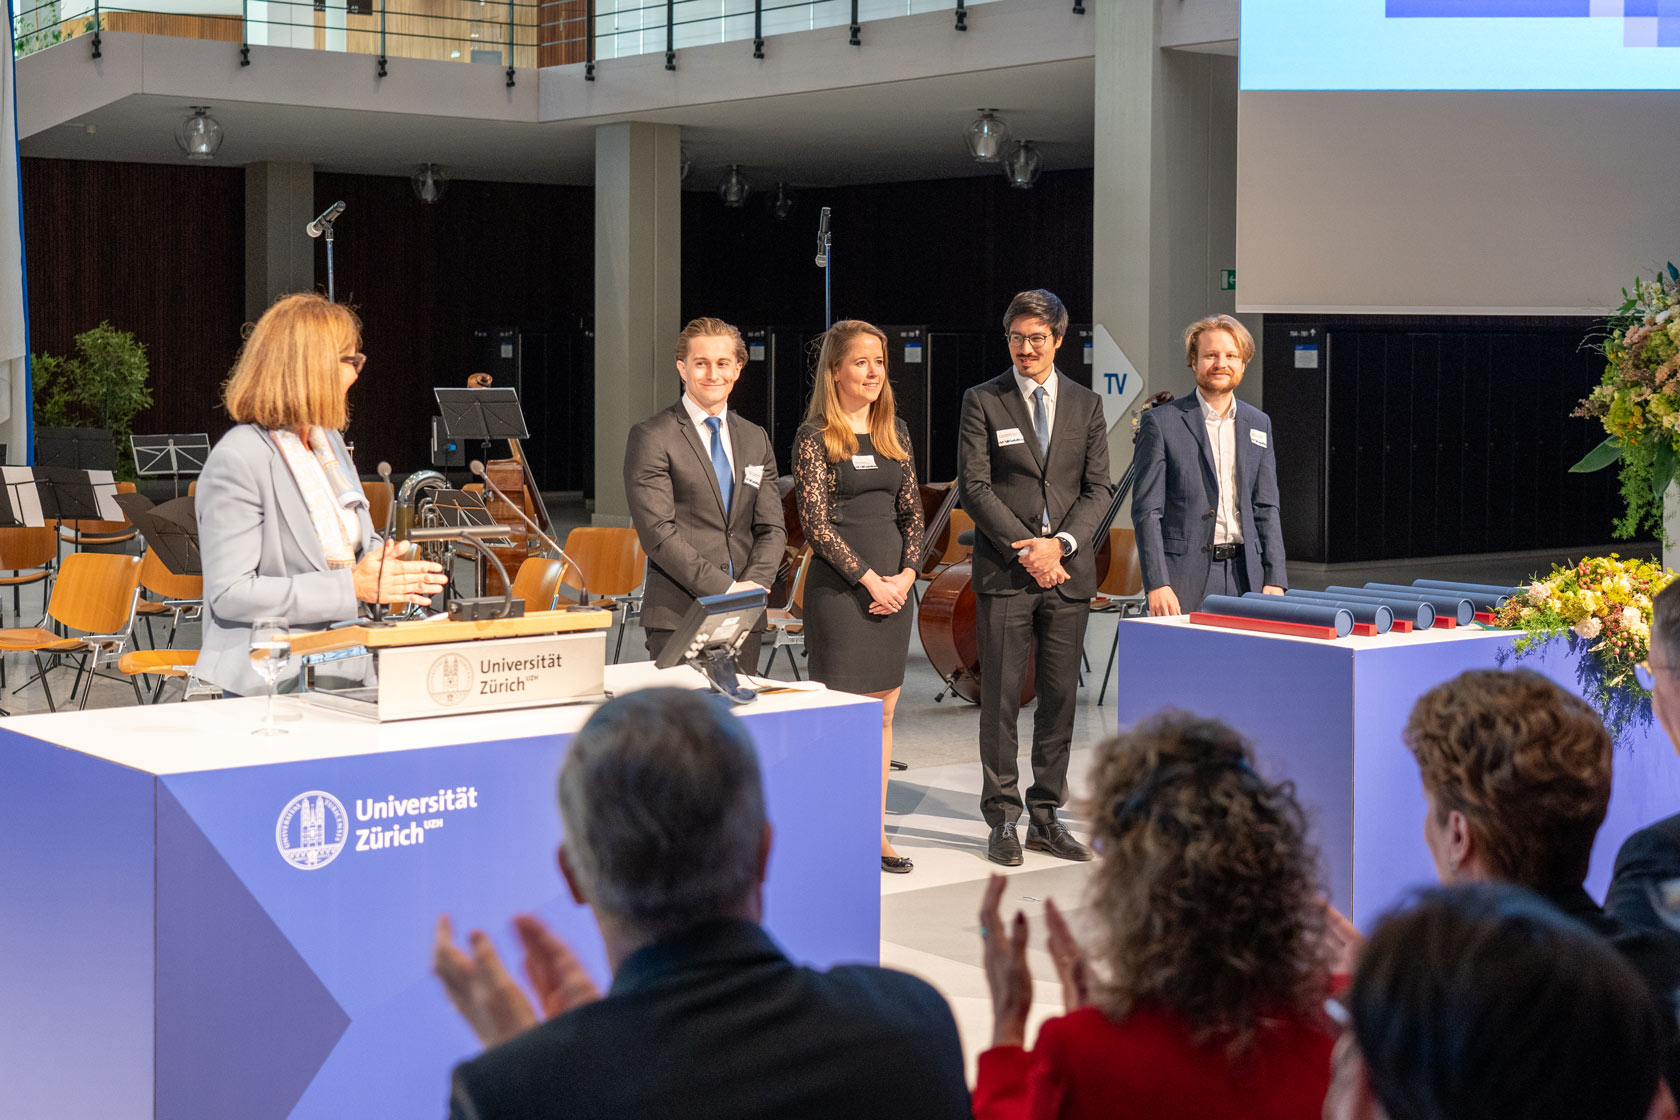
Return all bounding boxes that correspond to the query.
[654,588,769,704]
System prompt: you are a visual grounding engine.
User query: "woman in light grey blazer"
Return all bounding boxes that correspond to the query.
[196,293,446,696]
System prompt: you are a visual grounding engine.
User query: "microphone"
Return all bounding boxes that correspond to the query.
[814,206,831,268]
[369,461,400,625]
[470,459,591,609]
[306,201,346,238]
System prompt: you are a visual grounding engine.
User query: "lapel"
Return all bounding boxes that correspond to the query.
[1234,401,1258,502]
[1045,369,1075,474]
[1178,394,1219,496]
[725,411,753,527]
[995,370,1046,474]
[673,401,728,519]
[265,432,331,572]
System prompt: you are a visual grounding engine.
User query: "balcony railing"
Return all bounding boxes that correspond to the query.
[12,0,1002,74]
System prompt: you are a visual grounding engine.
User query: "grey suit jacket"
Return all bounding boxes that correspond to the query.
[1131,393,1287,612]
[956,369,1113,600]
[623,401,786,634]
[196,424,378,696]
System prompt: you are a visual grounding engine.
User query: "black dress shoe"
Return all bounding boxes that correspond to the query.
[988,822,1024,866]
[1025,820,1093,862]
[881,855,914,874]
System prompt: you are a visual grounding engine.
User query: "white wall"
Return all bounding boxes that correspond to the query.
[1237,90,1680,315]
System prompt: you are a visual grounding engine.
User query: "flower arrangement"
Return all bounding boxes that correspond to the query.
[1496,554,1674,744]
[1572,264,1680,540]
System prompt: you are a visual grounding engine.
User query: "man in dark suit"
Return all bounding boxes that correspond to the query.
[1608,579,1680,933]
[433,688,972,1120]
[957,289,1113,866]
[1132,315,1286,616]
[624,318,786,670]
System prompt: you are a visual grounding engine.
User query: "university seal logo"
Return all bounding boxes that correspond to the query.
[276,790,350,870]
[427,652,474,706]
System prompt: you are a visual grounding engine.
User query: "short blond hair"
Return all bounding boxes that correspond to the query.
[1183,315,1255,367]
[674,317,747,366]
[224,293,360,430]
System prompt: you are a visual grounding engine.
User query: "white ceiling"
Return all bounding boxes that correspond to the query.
[20,57,1095,188]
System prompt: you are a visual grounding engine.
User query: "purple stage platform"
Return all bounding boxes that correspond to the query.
[1112,617,1680,929]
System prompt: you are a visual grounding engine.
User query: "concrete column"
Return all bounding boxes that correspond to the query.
[593,122,682,525]
[244,162,316,322]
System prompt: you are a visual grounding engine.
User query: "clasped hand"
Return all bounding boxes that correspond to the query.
[353,539,448,606]
[978,874,1090,1049]
[862,568,917,615]
[1011,537,1068,589]
[433,914,603,1049]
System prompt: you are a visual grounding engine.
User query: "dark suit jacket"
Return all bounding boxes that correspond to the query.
[448,920,972,1120]
[624,401,786,633]
[1131,394,1286,610]
[956,369,1113,600]
[1606,812,1680,934]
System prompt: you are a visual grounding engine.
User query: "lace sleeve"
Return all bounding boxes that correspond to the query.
[793,424,868,583]
[895,424,926,573]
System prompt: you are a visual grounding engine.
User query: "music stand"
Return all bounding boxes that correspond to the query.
[653,588,769,704]
[131,433,211,499]
[115,493,201,576]
[434,388,529,463]
[36,467,123,522]
[0,466,46,527]
[36,427,115,471]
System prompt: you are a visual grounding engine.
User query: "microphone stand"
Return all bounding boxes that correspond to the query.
[366,461,400,627]
[470,460,595,611]
[407,526,516,620]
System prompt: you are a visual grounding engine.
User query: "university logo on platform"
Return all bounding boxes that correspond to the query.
[276,790,350,870]
[427,652,473,706]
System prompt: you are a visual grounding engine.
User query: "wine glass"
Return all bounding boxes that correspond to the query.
[249,616,292,736]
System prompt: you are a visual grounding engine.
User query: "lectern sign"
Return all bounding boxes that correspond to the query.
[374,631,605,721]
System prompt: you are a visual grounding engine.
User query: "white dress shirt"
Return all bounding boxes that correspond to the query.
[1196,388,1243,546]
[681,392,733,475]
[1011,369,1078,557]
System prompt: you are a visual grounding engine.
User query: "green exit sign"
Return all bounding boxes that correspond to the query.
[1219,269,1236,291]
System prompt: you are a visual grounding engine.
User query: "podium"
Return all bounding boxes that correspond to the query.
[292,609,614,721]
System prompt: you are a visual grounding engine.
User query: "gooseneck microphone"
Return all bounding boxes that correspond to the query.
[306,201,346,238]
[470,460,592,609]
[369,460,400,625]
[814,206,831,268]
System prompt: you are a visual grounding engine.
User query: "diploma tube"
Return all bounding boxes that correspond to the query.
[1326,586,1474,626]
[1286,587,1435,630]
[1268,591,1392,633]
[1408,579,1521,611]
[1200,594,1355,638]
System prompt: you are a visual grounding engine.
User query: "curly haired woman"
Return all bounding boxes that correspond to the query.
[974,711,1335,1120]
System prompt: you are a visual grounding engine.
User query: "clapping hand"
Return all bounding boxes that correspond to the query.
[433,913,602,1049]
[354,539,448,606]
[1043,897,1091,1013]
[979,873,1033,1048]
[1320,900,1366,978]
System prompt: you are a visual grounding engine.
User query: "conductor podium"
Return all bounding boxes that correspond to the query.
[292,609,614,721]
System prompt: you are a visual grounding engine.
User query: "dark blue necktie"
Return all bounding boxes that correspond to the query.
[706,416,734,513]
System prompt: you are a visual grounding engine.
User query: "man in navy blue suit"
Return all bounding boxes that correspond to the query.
[1132,315,1287,615]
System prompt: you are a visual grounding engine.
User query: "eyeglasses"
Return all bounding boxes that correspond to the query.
[340,353,367,372]
[1006,332,1053,349]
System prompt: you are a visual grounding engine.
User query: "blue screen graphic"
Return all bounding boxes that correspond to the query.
[1242,0,1680,90]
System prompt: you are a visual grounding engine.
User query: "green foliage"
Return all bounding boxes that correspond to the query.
[31,323,153,480]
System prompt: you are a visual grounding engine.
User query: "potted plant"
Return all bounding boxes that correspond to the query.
[31,322,154,480]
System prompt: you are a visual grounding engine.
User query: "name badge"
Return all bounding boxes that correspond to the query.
[996,427,1025,447]
[743,464,765,487]
[851,454,877,471]
[1250,429,1268,448]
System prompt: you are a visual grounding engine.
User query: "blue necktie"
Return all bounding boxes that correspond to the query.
[1033,386,1051,533]
[706,416,734,513]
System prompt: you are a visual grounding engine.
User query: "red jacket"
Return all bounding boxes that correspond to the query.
[973,1002,1334,1120]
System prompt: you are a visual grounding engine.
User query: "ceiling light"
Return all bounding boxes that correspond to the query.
[771,183,794,221]
[413,163,448,204]
[176,107,223,161]
[964,109,1009,163]
[1002,140,1042,189]
[719,165,751,208]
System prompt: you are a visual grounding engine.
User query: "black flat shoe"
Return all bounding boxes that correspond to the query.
[881,855,914,874]
[988,822,1023,866]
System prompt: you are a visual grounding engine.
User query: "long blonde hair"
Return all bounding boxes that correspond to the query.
[804,320,907,462]
[224,292,360,431]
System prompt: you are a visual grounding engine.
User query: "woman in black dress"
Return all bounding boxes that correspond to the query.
[793,320,926,874]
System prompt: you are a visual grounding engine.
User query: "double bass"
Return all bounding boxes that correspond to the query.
[917,391,1174,705]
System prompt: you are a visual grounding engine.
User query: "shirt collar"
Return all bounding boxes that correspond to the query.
[681,392,728,430]
[1013,368,1058,403]
[1196,387,1236,422]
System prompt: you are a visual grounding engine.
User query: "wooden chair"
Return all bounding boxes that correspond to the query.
[0,526,57,626]
[187,480,197,497]
[118,649,204,703]
[1095,526,1147,706]
[510,556,566,614]
[0,552,142,710]
[135,546,203,651]
[361,479,393,533]
[925,508,975,574]
[761,548,812,679]
[559,527,647,661]
[57,480,139,552]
